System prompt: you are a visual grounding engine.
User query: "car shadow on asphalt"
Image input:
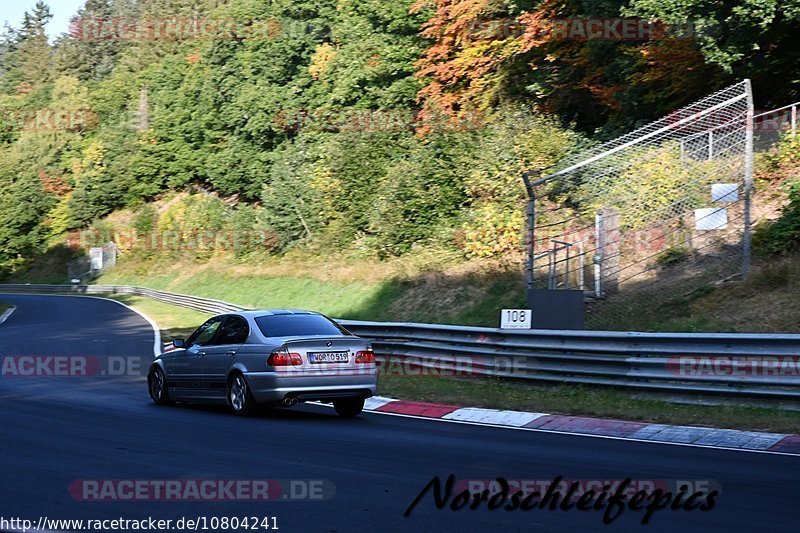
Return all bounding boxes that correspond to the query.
[153,401,363,422]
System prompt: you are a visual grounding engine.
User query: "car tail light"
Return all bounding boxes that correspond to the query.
[268,349,303,366]
[355,348,375,364]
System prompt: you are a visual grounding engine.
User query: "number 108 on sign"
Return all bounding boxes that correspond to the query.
[500,309,532,329]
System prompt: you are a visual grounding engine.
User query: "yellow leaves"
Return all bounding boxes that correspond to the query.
[308,165,341,213]
[309,44,337,80]
[69,140,106,185]
[51,76,90,109]
[461,204,524,257]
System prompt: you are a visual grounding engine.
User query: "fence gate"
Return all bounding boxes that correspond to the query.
[526,80,754,330]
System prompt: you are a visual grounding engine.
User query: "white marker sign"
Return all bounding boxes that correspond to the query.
[500,309,532,329]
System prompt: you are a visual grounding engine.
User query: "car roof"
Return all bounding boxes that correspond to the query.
[230,309,321,319]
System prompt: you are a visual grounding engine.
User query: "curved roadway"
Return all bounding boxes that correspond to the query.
[0,294,797,532]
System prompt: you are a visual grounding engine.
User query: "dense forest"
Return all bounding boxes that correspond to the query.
[0,0,797,274]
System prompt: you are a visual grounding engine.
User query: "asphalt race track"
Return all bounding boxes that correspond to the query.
[0,294,798,532]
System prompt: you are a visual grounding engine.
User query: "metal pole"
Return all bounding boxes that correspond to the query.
[680,139,685,161]
[594,212,603,298]
[742,79,754,279]
[792,105,797,138]
[578,240,585,291]
[708,130,713,160]
[522,172,536,292]
[564,244,571,289]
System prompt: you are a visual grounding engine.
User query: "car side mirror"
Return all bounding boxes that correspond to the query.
[172,339,185,348]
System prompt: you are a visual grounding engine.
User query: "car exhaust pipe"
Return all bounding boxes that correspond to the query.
[282,397,298,407]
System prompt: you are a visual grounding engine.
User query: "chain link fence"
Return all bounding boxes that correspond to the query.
[525,80,755,330]
[753,102,798,152]
[66,242,118,283]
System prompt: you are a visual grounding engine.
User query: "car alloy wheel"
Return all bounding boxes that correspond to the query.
[229,374,255,416]
[148,367,172,405]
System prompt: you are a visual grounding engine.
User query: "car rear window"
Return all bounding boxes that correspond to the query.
[255,314,349,338]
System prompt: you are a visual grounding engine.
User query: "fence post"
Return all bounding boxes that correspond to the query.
[742,79,755,279]
[793,104,797,138]
[594,212,603,298]
[594,208,620,296]
[522,172,536,292]
[708,130,714,160]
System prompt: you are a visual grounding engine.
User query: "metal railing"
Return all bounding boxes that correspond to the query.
[0,284,247,314]
[1,283,798,400]
[339,321,800,400]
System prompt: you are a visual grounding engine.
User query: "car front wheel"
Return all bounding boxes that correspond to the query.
[148,366,173,406]
[333,397,364,418]
[228,374,256,416]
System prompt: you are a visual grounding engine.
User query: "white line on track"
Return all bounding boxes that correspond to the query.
[78,295,162,357]
[1,293,162,357]
[0,305,16,325]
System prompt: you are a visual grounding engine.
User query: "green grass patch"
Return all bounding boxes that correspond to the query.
[103,294,210,341]
[0,302,11,313]
[96,257,526,327]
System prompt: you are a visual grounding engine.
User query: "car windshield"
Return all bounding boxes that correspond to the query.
[255,314,349,338]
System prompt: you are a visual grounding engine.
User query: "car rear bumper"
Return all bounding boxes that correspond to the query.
[244,368,378,403]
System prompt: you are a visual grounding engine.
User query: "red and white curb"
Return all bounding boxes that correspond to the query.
[360,396,800,455]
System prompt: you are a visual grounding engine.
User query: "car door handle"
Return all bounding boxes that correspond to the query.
[226,350,236,356]
[197,351,206,357]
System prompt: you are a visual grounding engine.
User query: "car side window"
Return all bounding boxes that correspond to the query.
[212,316,249,346]
[186,317,223,347]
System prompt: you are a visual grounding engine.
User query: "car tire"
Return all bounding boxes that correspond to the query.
[333,397,364,418]
[228,374,257,416]
[148,366,173,406]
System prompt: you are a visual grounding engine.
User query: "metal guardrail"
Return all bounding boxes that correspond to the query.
[2,284,799,400]
[338,321,800,400]
[0,284,247,314]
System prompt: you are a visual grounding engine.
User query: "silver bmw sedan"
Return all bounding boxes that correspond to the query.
[147,310,378,417]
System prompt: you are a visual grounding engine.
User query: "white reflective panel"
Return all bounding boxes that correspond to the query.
[695,208,728,230]
[711,183,739,202]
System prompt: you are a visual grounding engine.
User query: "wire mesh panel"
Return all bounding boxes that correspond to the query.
[67,256,92,282]
[528,80,754,330]
[753,102,798,152]
[67,242,117,283]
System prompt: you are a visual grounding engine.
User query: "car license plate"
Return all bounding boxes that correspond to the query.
[308,351,349,364]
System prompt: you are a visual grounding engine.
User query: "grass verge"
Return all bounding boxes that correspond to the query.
[103,294,210,341]
[0,302,11,313]
[96,254,525,327]
[109,294,800,434]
